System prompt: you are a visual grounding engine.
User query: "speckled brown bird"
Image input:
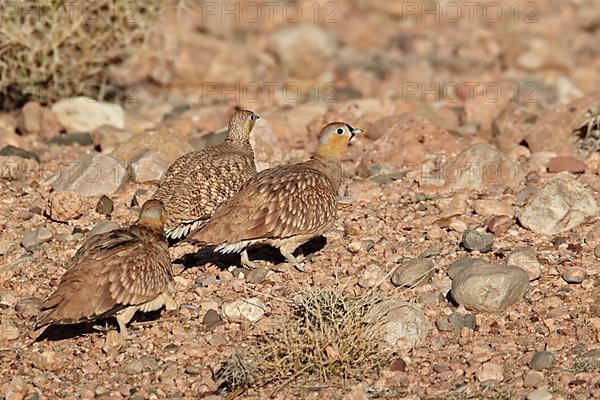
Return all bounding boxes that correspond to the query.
[187,122,362,271]
[153,110,259,240]
[36,200,176,337]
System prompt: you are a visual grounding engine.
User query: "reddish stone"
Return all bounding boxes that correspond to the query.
[547,156,586,174]
[487,215,514,234]
[389,358,407,372]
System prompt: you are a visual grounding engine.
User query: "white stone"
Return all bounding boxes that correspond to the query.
[52,97,124,133]
[519,173,598,235]
[222,297,266,323]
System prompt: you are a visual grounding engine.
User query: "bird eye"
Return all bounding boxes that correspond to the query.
[336,128,344,135]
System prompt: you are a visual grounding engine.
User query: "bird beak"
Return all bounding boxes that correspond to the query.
[349,126,363,139]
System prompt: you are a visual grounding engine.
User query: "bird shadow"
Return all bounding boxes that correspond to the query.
[34,310,164,342]
[176,236,328,270]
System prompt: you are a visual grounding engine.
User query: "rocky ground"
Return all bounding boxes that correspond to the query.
[1,0,600,399]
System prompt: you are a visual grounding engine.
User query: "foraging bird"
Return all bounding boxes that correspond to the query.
[36,200,176,338]
[153,110,259,240]
[187,122,362,271]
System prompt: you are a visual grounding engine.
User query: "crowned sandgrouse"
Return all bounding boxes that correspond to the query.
[153,110,259,240]
[187,122,362,271]
[36,200,176,338]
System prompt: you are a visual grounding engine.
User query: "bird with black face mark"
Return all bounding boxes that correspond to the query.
[187,122,363,271]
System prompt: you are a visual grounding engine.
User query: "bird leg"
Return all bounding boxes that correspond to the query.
[279,244,305,272]
[115,306,138,338]
[240,249,259,270]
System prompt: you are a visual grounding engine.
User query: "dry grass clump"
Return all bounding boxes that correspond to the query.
[0,0,162,109]
[215,289,393,394]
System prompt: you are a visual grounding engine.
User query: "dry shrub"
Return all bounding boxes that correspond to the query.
[0,0,162,109]
[215,289,394,394]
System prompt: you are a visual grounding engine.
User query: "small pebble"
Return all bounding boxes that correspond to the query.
[388,358,406,372]
[449,219,467,232]
[359,264,385,288]
[347,240,362,253]
[529,351,555,370]
[562,267,586,284]
[506,247,542,281]
[15,297,43,319]
[21,227,53,248]
[462,230,493,253]
[96,195,114,216]
[476,361,504,382]
[526,388,553,400]
[202,309,222,326]
[594,244,600,259]
[230,267,249,279]
[222,298,266,323]
[391,258,434,287]
[245,268,269,284]
[523,370,544,388]
[185,364,203,375]
[487,215,514,234]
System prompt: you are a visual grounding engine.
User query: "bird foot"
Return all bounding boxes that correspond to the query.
[240,249,260,270]
[93,324,110,333]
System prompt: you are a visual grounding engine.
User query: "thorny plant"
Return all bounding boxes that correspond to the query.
[576,101,600,153]
[215,289,394,395]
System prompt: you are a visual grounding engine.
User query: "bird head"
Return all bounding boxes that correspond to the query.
[314,122,363,160]
[138,199,166,228]
[226,109,260,144]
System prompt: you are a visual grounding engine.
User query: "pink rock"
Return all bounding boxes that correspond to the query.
[547,156,586,173]
[17,101,62,139]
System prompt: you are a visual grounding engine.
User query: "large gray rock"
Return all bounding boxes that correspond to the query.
[45,153,128,197]
[441,143,526,190]
[451,260,529,312]
[518,173,598,235]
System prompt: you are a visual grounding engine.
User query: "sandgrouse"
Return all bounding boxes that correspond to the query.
[36,199,176,338]
[153,109,259,240]
[187,122,362,271]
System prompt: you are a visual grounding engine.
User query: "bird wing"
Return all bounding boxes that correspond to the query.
[153,146,256,229]
[190,165,337,244]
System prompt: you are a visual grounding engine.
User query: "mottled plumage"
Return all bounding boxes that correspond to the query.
[153,110,259,239]
[36,200,175,337]
[188,122,362,271]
